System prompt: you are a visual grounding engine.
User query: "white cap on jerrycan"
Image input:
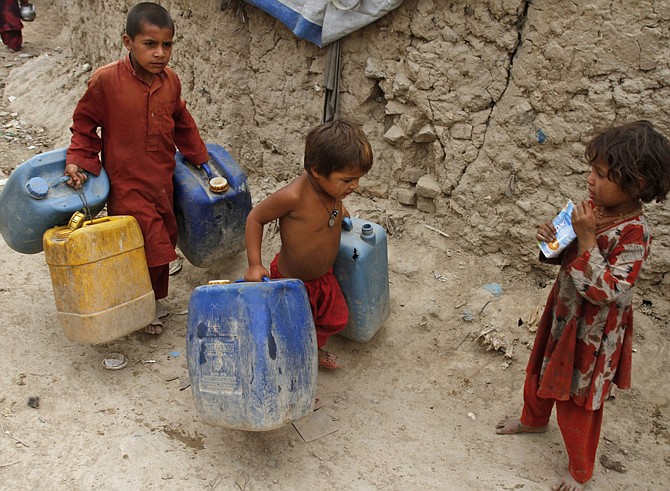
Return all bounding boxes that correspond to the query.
[209,177,229,193]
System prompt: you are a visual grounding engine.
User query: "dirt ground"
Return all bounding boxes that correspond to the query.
[1,6,669,491]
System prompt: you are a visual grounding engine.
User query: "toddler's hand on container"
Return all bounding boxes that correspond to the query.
[244,265,270,282]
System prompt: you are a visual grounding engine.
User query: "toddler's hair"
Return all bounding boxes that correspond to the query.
[585,120,670,203]
[304,119,373,176]
[126,2,174,39]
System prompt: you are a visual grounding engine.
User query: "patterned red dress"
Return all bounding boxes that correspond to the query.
[529,214,651,410]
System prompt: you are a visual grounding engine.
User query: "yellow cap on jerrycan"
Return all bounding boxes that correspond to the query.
[43,214,156,344]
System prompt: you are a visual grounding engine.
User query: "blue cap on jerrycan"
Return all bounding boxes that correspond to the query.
[25,177,49,199]
[26,175,72,200]
[0,148,109,255]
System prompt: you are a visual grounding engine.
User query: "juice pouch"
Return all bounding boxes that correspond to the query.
[539,200,576,258]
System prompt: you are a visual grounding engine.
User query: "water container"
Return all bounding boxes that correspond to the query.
[43,215,155,344]
[173,143,252,268]
[333,217,391,342]
[186,278,317,431]
[0,148,109,254]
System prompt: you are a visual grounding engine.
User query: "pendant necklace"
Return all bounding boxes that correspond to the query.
[308,175,338,227]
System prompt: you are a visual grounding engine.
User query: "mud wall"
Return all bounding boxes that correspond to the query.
[46,0,670,288]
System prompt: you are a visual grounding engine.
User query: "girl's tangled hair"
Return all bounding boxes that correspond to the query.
[585,120,670,203]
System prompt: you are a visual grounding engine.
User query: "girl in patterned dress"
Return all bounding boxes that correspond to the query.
[496,120,670,491]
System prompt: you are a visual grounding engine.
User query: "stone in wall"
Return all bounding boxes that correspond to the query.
[400,167,424,184]
[416,175,441,200]
[417,196,436,214]
[396,187,417,206]
[413,124,436,143]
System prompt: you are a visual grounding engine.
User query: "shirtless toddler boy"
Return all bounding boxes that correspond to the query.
[244,119,373,369]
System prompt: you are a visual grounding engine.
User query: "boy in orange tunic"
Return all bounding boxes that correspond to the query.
[64,2,209,334]
[244,119,373,369]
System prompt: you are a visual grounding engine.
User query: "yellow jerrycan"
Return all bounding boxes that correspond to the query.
[43,213,156,344]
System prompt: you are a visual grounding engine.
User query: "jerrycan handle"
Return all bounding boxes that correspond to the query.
[341,216,353,231]
[82,216,114,227]
[200,162,214,179]
[49,175,72,187]
[234,276,270,283]
[50,175,94,220]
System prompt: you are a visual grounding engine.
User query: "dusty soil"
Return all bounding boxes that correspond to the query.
[1,4,669,490]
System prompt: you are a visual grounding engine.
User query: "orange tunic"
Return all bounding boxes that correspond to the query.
[66,55,209,267]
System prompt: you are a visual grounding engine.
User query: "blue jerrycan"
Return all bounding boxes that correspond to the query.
[0,148,109,254]
[186,278,318,431]
[333,217,391,342]
[173,143,252,268]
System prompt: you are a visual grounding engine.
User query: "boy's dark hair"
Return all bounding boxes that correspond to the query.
[126,2,174,39]
[586,120,670,203]
[304,119,373,176]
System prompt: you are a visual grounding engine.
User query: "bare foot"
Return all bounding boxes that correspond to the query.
[144,319,163,335]
[551,472,585,491]
[495,417,548,435]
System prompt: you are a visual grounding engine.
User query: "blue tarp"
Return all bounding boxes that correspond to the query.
[243,0,404,47]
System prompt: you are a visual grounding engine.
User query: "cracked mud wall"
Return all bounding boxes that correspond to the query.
[11,0,670,289]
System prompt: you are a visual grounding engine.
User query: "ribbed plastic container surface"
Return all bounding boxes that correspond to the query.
[0,148,109,254]
[173,143,252,268]
[186,278,317,431]
[333,217,390,342]
[43,215,155,344]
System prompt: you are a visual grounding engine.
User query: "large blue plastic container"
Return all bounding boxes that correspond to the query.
[173,143,252,268]
[0,148,109,254]
[333,217,391,342]
[186,278,318,431]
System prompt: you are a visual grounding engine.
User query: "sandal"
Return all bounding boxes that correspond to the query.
[318,349,344,370]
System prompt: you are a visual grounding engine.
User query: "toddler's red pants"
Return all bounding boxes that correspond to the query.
[270,255,348,348]
[520,373,604,483]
